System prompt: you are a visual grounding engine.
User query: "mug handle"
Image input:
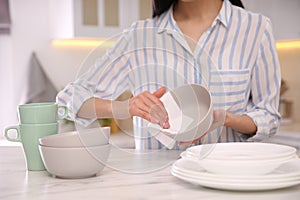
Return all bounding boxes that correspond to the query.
[57,105,68,120]
[4,125,21,142]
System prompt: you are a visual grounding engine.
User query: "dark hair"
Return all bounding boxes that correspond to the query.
[152,0,244,18]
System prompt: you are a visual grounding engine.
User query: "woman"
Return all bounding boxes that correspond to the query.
[57,0,281,149]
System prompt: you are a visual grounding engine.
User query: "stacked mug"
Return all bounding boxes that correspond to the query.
[4,102,68,171]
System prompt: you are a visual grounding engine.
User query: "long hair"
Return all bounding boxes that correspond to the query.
[152,0,244,18]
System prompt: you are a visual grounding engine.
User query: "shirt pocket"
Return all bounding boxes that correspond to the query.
[209,69,250,113]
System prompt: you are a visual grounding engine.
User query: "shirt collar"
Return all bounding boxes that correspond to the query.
[156,0,233,33]
[157,4,177,34]
[216,0,232,28]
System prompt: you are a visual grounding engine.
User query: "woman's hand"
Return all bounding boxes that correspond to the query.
[129,87,170,129]
[78,87,170,130]
[178,110,257,146]
[179,110,226,146]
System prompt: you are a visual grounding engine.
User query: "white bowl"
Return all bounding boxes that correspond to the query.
[182,143,298,175]
[39,144,111,179]
[198,156,298,175]
[186,143,297,160]
[39,127,110,148]
[166,84,213,142]
[181,151,298,175]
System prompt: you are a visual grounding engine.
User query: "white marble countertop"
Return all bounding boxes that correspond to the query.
[1,141,300,200]
[1,123,300,200]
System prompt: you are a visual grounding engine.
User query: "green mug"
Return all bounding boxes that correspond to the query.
[4,123,58,171]
[18,102,68,124]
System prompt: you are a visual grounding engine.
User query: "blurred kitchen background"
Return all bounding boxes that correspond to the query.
[0,0,300,139]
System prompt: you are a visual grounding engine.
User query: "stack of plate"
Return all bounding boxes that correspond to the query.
[171,142,300,191]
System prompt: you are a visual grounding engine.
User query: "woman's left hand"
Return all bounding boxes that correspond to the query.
[179,110,226,146]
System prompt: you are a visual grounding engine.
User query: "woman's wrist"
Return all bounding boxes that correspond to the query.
[224,112,232,127]
[223,112,257,135]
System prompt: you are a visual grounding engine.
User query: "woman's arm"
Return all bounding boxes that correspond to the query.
[77,87,170,129]
[243,18,281,140]
[56,28,132,126]
[224,113,257,135]
[179,110,257,146]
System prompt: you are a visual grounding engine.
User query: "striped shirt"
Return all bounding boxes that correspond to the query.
[57,0,281,150]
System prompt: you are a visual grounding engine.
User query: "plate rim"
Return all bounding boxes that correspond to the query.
[171,168,300,191]
[172,158,300,180]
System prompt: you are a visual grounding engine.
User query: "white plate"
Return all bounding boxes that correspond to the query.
[171,168,300,191]
[173,158,300,179]
[180,151,298,164]
[173,159,300,183]
[183,143,298,175]
[186,143,297,160]
[180,151,299,175]
[171,158,300,191]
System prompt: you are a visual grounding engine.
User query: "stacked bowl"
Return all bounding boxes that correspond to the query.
[172,142,300,191]
[181,142,298,175]
[39,127,111,179]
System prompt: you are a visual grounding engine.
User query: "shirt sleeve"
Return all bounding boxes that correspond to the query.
[56,26,134,127]
[245,18,281,141]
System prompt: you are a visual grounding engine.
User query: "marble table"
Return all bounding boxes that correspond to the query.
[1,138,300,200]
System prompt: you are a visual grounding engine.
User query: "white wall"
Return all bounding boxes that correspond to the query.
[0,35,14,135]
[0,0,74,138]
[243,0,300,40]
[37,45,97,91]
[278,49,300,123]
[48,0,74,39]
[243,0,300,123]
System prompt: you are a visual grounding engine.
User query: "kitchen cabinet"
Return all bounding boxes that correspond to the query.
[73,0,152,38]
[62,0,300,40]
[243,0,300,40]
[49,0,300,40]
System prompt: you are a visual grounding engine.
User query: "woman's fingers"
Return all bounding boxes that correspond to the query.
[178,139,198,147]
[206,110,226,132]
[178,133,207,147]
[213,109,226,123]
[129,88,169,128]
[153,87,166,98]
[179,110,227,146]
[129,98,167,127]
[149,104,170,128]
[143,91,169,128]
[152,87,170,128]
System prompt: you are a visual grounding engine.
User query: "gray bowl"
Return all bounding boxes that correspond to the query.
[169,84,213,141]
[39,144,111,179]
[39,127,110,148]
